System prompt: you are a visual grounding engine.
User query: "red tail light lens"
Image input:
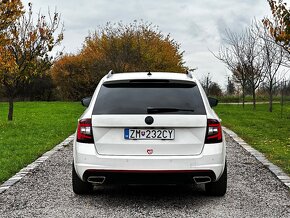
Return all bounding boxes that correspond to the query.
[205,119,222,143]
[77,118,94,143]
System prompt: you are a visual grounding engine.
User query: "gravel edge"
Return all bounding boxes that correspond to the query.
[0,134,75,194]
[223,126,290,190]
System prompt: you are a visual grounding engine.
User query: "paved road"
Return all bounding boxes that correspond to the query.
[0,135,289,218]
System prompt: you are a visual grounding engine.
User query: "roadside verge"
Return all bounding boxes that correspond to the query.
[223,127,290,190]
[0,134,75,194]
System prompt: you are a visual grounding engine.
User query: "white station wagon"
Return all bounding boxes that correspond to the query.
[72,71,227,196]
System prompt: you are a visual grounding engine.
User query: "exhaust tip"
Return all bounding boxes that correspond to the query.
[193,176,211,184]
[87,176,106,185]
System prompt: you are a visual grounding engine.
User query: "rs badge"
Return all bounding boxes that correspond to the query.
[147,149,153,155]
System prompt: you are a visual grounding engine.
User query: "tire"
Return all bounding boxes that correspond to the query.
[72,162,93,194]
[205,163,227,196]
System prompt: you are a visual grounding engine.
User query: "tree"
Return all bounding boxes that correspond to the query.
[51,21,187,100]
[0,0,23,117]
[232,64,248,107]
[240,28,265,110]
[200,73,212,95]
[214,27,265,110]
[16,71,55,101]
[199,73,222,97]
[255,22,284,112]
[263,0,290,55]
[0,3,63,120]
[227,76,236,95]
[285,79,290,96]
[208,82,223,97]
[213,30,249,108]
[0,0,24,82]
[83,21,186,73]
[50,54,98,100]
[0,0,23,33]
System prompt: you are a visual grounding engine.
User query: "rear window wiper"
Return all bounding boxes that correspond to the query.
[147,107,195,114]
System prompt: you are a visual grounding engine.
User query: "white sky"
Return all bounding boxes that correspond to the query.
[23,0,272,88]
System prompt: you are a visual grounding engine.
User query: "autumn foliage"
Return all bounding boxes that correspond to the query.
[0,0,22,80]
[51,21,187,100]
[0,1,63,120]
[263,0,290,52]
[0,0,23,33]
[50,54,96,100]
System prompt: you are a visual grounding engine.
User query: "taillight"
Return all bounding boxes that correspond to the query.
[205,119,222,143]
[77,118,94,143]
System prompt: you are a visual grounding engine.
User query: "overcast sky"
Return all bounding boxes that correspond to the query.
[23,0,271,88]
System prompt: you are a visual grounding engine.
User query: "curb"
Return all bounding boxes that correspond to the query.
[223,127,290,190]
[0,134,75,194]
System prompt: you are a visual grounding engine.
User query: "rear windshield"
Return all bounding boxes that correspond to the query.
[93,80,206,115]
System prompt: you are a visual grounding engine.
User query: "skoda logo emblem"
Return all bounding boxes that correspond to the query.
[145,116,154,125]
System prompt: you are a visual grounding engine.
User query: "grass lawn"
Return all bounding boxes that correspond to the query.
[215,102,290,175]
[217,95,286,103]
[0,102,84,184]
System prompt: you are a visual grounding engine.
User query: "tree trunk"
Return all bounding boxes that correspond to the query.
[252,88,256,110]
[242,85,245,108]
[8,97,14,121]
[269,86,273,112]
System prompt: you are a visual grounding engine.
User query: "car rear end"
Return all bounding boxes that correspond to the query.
[73,72,226,194]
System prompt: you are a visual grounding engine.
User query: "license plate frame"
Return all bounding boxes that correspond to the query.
[124,128,175,140]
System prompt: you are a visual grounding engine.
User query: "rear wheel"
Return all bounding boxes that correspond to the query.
[72,163,93,194]
[205,163,227,196]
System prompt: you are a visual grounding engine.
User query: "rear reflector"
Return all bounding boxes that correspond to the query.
[77,118,94,143]
[205,119,222,143]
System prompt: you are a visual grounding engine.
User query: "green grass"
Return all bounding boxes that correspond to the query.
[215,102,290,175]
[215,95,289,103]
[0,102,84,183]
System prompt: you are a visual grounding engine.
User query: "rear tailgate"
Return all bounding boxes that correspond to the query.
[92,114,207,156]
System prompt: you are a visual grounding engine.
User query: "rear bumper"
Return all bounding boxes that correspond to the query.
[83,170,216,184]
[73,138,226,183]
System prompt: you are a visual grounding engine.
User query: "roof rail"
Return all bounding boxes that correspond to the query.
[107,70,114,78]
[186,70,193,79]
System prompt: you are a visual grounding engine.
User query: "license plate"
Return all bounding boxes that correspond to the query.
[124,128,174,140]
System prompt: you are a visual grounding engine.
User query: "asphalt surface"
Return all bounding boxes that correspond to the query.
[0,135,289,218]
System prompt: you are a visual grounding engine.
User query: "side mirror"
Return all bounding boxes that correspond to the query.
[208,97,218,107]
[81,97,92,107]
